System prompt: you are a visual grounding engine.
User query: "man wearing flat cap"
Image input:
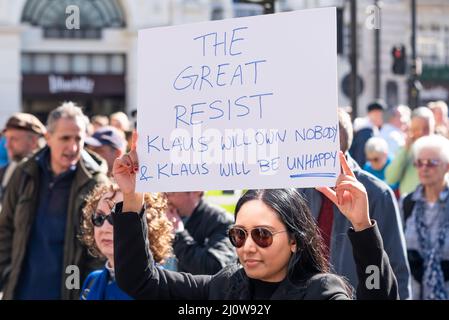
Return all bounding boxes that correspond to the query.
[0,113,46,204]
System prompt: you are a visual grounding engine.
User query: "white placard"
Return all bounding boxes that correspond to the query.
[136,7,340,192]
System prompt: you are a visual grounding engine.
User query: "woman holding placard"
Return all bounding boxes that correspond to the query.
[110,132,398,300]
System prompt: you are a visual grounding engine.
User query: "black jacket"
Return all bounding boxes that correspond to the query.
[113,210,399,300]
[173,200,236,275]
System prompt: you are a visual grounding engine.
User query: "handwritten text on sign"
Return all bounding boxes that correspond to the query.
[136,8,339,192]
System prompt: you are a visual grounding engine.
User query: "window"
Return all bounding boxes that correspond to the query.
[54,54,71,73]
[21,53,126,75]
[34,54,51,74]
[91,55,108,74]
[73,55,89,74]
[418,21,449,67]
[21,54,33,74]
[110,55,125,74]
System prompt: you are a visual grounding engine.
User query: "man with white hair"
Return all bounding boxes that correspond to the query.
[386,106,435,196]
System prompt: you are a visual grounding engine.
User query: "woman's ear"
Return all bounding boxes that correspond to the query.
[290,240,297,253]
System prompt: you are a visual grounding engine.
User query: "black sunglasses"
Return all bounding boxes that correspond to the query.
[91,201,123,227]
[228,226,288,248]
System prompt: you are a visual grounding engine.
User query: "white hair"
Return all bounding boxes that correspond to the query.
[395,105,411,124]
[365,137,388,155]
[110,111,130,132]
[412,134,449,163]
[428,100,448,118]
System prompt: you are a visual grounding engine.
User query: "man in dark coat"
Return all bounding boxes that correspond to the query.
[0,103,109,300]
[165,191,236,275]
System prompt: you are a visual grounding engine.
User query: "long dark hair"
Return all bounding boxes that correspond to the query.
[234,189,329,283]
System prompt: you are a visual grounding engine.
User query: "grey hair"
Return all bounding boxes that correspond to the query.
[412,134,449,163]
[365,137,388,155]
[47,102,88,133]
[411,106,435,134]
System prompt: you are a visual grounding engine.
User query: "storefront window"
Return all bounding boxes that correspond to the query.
[21,54,33,74]
[92,55,108,74]
[54,54,71,74]
[110,55,125,74]
[73,55,90,74]
[21,53,126,75]
[34,54,51,74]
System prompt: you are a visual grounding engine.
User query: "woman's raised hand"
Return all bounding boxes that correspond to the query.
[113,131,138,195]
[316,152,371,232]
[112,131,143,212]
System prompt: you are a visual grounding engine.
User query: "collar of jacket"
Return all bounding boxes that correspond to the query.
[20,146,107,185]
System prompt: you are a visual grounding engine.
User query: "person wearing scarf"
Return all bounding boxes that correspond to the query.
[404,135,449,300]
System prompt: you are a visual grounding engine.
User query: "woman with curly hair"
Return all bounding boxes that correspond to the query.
[79,182,173,300]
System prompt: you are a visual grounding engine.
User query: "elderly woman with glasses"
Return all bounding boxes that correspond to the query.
[79,182,173,300]
[402,134,449,300]
[363,137,400,198]
[108,132,399,300]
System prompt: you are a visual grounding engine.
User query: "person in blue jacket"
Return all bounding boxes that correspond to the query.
[79,182,173,300]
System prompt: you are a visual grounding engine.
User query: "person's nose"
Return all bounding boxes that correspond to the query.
[242,233,257,254]
[100,220,113,232]
[69,139,79,153]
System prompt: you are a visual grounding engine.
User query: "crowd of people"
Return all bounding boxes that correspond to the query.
[0,99,448,300]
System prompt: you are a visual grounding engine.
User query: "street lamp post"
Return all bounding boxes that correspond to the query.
[374,0,381,99]
[408,0,421,109]
[350,0,358,119]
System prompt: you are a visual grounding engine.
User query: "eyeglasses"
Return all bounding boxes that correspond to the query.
[91,201,122,227]
[367,157,380,163]
[228,226,288,248]
[91,213,113,227]
[413,159,441,168]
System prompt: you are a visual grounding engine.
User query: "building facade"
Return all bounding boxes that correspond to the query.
[283,0,449,115]
[0,0,233,126]
[0,0,448,126]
